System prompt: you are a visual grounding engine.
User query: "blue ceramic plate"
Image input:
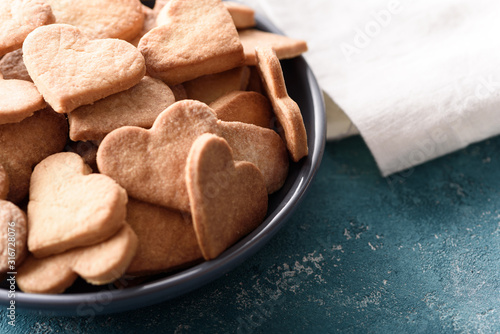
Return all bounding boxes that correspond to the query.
[0,13,326,315]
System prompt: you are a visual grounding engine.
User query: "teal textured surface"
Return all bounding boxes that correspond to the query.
[2,136,499,333]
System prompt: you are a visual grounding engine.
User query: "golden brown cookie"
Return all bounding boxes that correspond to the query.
[68,76,175,141]
[255,47,308,162]
[224,1,255,29]
[239,29,308,66]
[0,77,46,125]
[139,0,244,86]
[210,91,273,128]
[0,49,32,82]
[28,152,128,258]
[186,133,267,260]
[183,66,250,105]
[44,0,144,42]
[0,108,68,204]
[0,200,28,273]
[126,198,203,276]
[0,0,55,57]
[0,165,8,200]
[17,224,138,294]
[97,100,288,212]
[97,100,218,213]
[23,24,146,113]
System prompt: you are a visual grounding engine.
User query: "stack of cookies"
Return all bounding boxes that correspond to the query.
[0,0,309,294]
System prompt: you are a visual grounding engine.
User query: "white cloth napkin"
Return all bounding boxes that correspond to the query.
[241,0,500,176]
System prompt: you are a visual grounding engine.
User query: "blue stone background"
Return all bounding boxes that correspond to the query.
[1,136,499,333]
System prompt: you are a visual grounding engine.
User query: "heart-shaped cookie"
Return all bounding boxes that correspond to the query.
[210,91,273,128]
[23,24,146,113]
[0,200,28,273]
[153,0,254,29]
[0,77,46,125]
[17,224,138,294]
[0,108,68,203]
[255,47,308,162]
[186,133,268,260]
[126,198,203,276]
[0,0,55,57]
[44,0,144,42]
[28,152,128,258]
[139,0,244,85]
[183,66,250,105]
[68,76,175,141]
[97,100,218,212]
[239,29,308,66]
[97,100,288,212]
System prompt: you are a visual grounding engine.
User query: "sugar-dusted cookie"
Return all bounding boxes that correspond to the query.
[210,91,272,128]
[0,165,8,200]
[239,29,308,66]
[68,76,175,141]
[186,134,267,260]
[126,198,202,276]
[183,66,250,104]
[17,224,138,294]
[97,100,288,212]
[0,200,28,273]
[224,1,255,29]
[44,0,144,42]
[139,0,244,86]
[0,49,32,82]
[0,77,46,125]
[23,24,146,113]
[0,0,55,57]
[255,47,308,162]
[0,108,68,204]
[28,152,128,258]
